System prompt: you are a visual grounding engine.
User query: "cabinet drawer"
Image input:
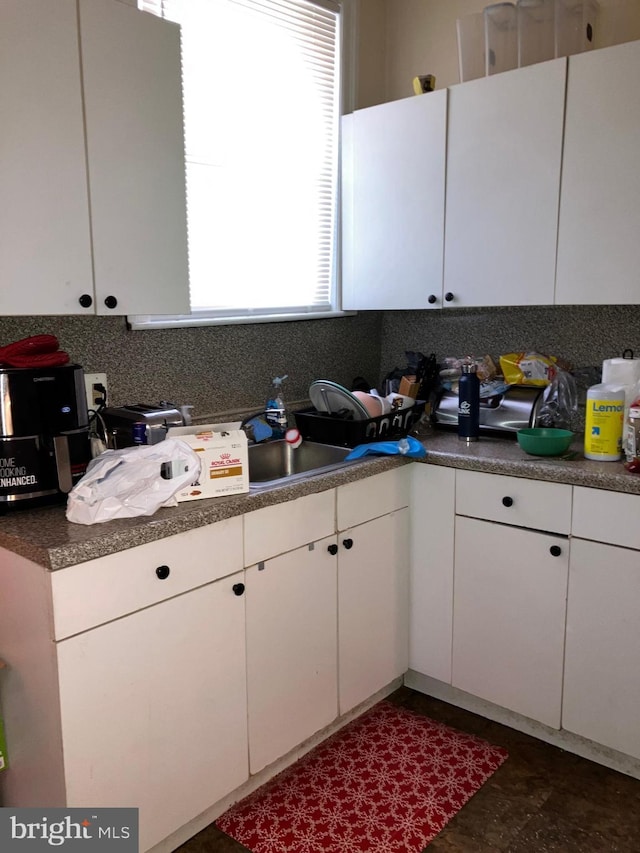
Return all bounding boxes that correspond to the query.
[455,469,572,534]
[244,489,335,566]
[51,517,243,639]
[572,487,640,549]
[337,467,409,531]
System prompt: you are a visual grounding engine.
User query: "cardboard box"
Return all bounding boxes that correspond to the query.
[167,424,249,501]
[399,375,420,399]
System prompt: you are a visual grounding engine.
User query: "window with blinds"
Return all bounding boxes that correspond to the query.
[132,0,344,328]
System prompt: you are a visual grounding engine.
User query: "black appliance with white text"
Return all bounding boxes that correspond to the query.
[0,364,91,508]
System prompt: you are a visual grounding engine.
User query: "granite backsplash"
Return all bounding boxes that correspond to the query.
[1,305,639,421]
[0,313,383,419]
[380,305,640,375]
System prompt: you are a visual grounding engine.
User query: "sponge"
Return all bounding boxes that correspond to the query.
[245,416,273,443]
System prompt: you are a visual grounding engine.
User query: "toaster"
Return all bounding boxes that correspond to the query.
[433,384,544,436]
[102,403,185,448]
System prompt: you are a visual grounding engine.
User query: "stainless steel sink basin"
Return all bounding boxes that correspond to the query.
[248,439,354,489]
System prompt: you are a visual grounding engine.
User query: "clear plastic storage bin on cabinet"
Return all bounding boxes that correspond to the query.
[485,2,518,74]
[456,11,486,82]
[517,0,556,66]
[456,0,626,82]
[555,0,598,57]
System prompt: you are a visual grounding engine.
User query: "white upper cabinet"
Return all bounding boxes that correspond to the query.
[341,89,447,309]
[0,0,189,316]
[79,0,189,315]
[0,0,93,314]
[556,39,640,304]
[443,58,566,307]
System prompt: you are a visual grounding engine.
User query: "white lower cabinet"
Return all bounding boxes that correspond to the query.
[20,463,640,850]
[336,469,410,715]
[563,538,640,759]
[408,464,456,683]
[562,488,640,760]
[245,536,338,774]
[338,508,409,715]
[0,518,245,852]
[244,468,411,756]
[57,573,248,852]
[450,470,572,729]
[452,516,569,728]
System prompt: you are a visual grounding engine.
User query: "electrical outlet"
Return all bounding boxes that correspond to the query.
[84,372,108,410]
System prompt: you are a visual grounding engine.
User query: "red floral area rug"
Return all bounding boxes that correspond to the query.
[216,699,508,853]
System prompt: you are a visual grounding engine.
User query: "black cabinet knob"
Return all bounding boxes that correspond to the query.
[502,496,514,507]
[104,295,118,309]
[444,292,454,302]
[550,545,562,557]
[78,293,93,308]
[327,543,338,556]
[342,538,354,550]
[232,582,245,596]
[155,565,170,580]
[428,294,437,304]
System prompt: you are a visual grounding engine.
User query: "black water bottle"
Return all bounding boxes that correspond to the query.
[458,362,480,442]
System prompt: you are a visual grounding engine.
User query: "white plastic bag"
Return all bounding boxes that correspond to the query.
[66,438,202,525]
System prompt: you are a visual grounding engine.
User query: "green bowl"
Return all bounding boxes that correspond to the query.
[517,428,574,457]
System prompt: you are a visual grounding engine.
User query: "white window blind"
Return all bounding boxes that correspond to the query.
[134,0,343,327]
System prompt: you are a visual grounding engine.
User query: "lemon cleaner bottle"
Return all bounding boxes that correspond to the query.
[584,382,625,461]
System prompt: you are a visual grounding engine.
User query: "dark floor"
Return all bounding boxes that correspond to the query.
[176,686,640,852]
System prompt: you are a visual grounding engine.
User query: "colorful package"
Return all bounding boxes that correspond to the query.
[499,352,558,387]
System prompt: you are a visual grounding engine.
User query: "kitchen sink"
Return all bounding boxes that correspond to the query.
[248,439,355,489]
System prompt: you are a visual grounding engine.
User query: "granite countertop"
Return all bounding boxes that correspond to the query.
[2,429,639,571]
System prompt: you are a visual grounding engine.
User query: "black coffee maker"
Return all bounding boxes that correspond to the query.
[0,364,91,509]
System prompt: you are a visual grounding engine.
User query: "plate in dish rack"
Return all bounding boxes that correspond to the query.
[309,380,370,420]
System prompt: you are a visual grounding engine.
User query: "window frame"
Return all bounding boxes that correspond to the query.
[129,0,356,330]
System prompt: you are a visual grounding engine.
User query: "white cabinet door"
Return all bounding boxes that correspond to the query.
[556,40,640,304]
[342,90,447,309]
[79,0,189,315]
[57,574,248,852]
[563,538,640,759]
[444,58,566,307]
[452,516,568,728]
[245,536,338,773]
[409,465,455,683]
[338,508,409,714]
[0,0,94,315]
[0,0,189,317]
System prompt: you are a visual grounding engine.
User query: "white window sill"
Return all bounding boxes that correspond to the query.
[128,309,357,330]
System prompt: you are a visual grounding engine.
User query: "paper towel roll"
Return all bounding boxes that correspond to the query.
[602,357,640,405]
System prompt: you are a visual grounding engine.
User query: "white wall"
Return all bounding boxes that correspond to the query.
[355,0,388,108]
[385,0,483,97]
